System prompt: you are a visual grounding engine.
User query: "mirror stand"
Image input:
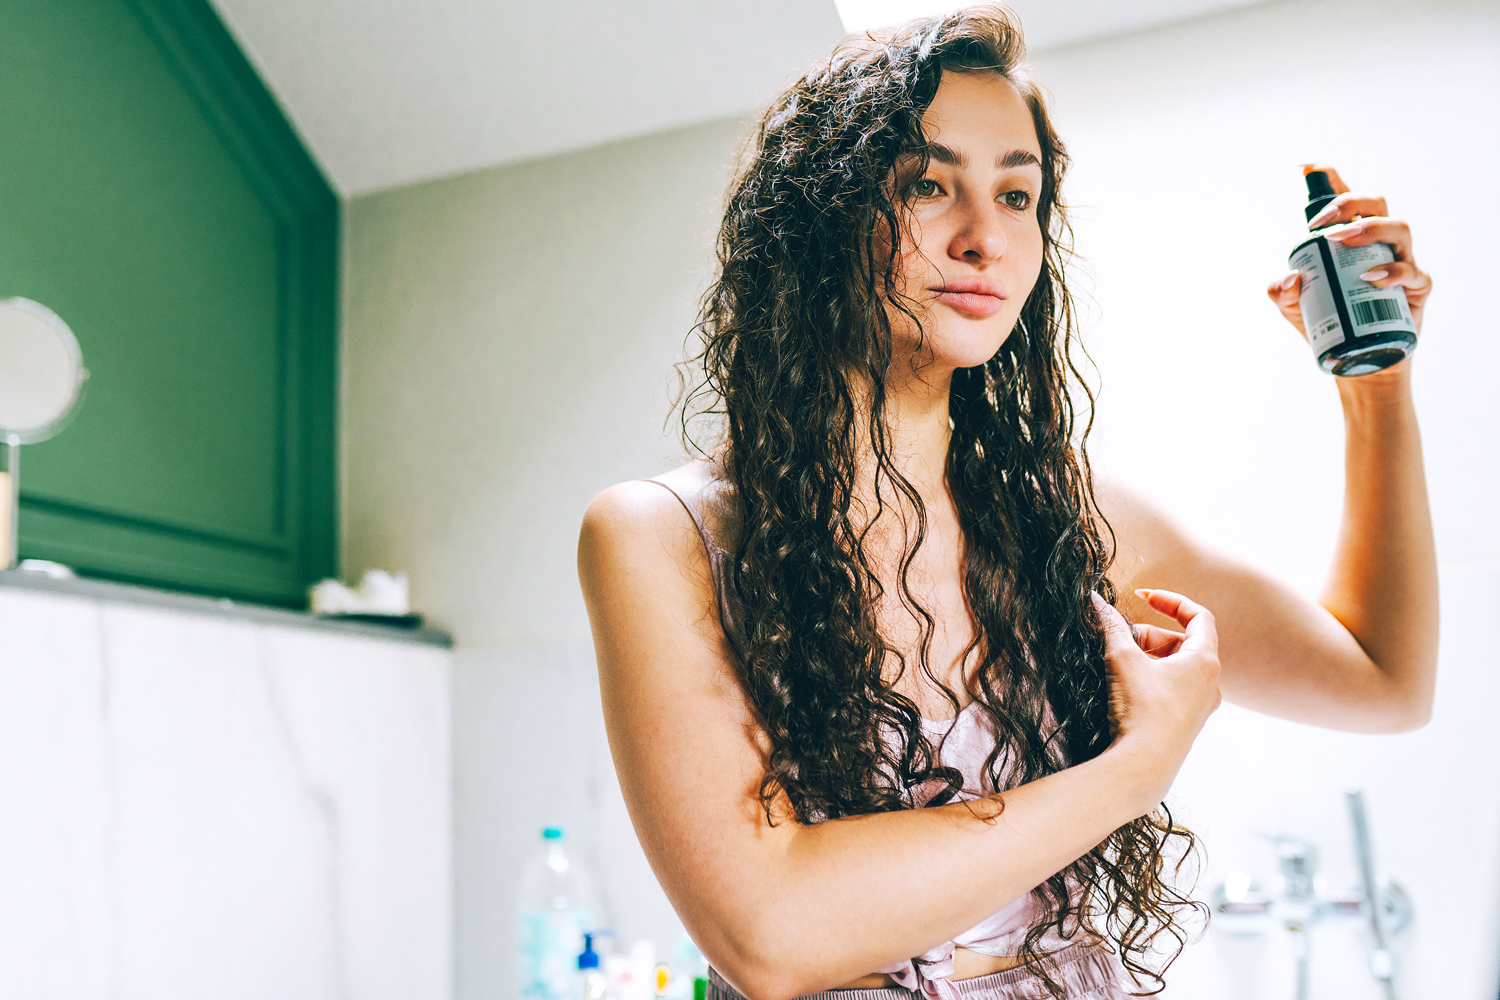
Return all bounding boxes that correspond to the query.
[0,297,87,572]
[5,436,17,571]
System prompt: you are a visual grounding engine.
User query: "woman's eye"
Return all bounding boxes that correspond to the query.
[910,178,941,198]
[1001,190,1032,210]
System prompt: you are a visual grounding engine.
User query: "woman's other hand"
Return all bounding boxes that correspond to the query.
[1093,589,1221,807]
[1266,165,1434,346]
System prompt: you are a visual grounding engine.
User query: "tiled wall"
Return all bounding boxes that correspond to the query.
[0,586,452,999]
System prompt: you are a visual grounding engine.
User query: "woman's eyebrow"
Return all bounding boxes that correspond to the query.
[923,142,1041,171]
[999,149,1041,170]
[926,141,967,168]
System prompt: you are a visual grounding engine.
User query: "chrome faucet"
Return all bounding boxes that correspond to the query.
[1211,790,1411,1000]
[1346,790,1399,1000]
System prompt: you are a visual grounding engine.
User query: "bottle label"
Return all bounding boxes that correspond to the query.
[1289,242,1344,354]
[1328,240,1416,336]
[1289,239,1416,359]
[520,907,591,1000]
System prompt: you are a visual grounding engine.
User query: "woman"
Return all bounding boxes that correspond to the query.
[577,7,1436,999]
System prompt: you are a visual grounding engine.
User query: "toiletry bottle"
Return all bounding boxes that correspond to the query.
[669,936,707,1000]
[628,941,657,1000]
[604,951,635,1000]
[1288,168,1417,376]
[519,827,598,999]
[579,933,608,1000]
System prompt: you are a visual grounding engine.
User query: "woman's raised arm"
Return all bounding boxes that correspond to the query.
[1102,169,1438,736]
[579,479,1220,1000]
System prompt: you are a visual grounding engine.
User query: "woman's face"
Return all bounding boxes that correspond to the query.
[888,71,1046,372]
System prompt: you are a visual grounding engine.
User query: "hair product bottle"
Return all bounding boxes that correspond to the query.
[1288,169,1417,376]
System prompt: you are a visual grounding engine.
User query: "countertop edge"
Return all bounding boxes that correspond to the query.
[0,570,454,648]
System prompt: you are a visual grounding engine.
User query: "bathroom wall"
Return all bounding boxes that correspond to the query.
[0,584,452,998]
[342,0,1500,997]
[344,117,747,997]
[1034,0,1499,585]
[1028,0,1500,994]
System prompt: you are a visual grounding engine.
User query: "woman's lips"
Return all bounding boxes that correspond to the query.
[932,281,1007,317]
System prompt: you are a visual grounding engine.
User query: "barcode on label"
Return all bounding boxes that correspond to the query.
[1351,298,1403,325]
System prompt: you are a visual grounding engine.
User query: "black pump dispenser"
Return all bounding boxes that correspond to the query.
[1304,170,1338,225]
[1288,168,1417,376]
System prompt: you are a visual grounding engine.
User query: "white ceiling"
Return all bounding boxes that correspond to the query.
[208,0,1279,197]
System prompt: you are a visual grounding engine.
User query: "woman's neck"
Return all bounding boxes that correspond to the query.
[875,361,956,504]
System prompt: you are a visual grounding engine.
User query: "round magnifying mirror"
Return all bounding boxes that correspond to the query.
[0,297,88,570]
[0,297,86,442]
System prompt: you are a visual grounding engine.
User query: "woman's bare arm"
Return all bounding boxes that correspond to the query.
[1103,170,1437,736]
[579,480,1219,1000]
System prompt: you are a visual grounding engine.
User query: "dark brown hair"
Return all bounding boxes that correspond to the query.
[679,5,1203,994]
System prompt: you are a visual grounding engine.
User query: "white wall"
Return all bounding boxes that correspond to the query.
[344,117,745,650]
[344,118,748,999]
[1040,1,1500,994]
[341,0,1500,997]
[1034,0,1500,584]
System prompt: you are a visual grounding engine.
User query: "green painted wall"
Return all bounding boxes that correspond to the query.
[0,0,338,606]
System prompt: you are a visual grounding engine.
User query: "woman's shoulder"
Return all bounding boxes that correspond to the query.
[583,459,723,525]
[578,461,734,636]
[579,459,734,569]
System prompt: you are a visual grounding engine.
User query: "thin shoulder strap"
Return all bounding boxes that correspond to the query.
[641,478,741,657]
[640,479,723,555]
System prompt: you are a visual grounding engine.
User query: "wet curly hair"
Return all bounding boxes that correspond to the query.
[677,5,1204,995]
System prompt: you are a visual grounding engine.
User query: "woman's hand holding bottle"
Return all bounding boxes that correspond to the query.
[1092,590,1222,812]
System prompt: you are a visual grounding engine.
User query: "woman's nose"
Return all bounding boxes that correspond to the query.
[947,202,1007,264]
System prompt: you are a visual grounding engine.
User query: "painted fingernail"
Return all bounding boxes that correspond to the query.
[1359,269,1387,282]
[1280,272,1299,290]
[1134,588,1153,600]
[1327,223,1364,241]
[1308,207,1337,227]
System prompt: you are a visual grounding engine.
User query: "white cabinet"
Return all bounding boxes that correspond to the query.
[0,583,451,1000]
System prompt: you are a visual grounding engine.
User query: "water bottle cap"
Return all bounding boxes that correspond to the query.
[542,827,564,840]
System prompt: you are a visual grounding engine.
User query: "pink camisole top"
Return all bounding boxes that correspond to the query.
[645,480,1077,1000]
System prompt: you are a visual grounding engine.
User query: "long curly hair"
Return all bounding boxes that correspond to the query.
[677,5,1203,994]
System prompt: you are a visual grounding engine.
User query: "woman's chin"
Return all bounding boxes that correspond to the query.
[885,309,1018,375]
[909,333,1014,372]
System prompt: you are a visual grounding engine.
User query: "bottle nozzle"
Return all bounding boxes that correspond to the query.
[1304,169,1338,226]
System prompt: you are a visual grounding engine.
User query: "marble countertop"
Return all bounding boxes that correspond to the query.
[0,569,452,647]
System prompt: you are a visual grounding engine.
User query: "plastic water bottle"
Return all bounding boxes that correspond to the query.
[518,827,597,999]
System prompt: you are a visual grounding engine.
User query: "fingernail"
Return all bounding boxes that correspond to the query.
[1308,207,1336,227]
[1359,269,1387,282]
[1280,272,1299,290]
[1134,588,1153,600]
[1327,223,1363,241]
[1090,591,1109,611]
